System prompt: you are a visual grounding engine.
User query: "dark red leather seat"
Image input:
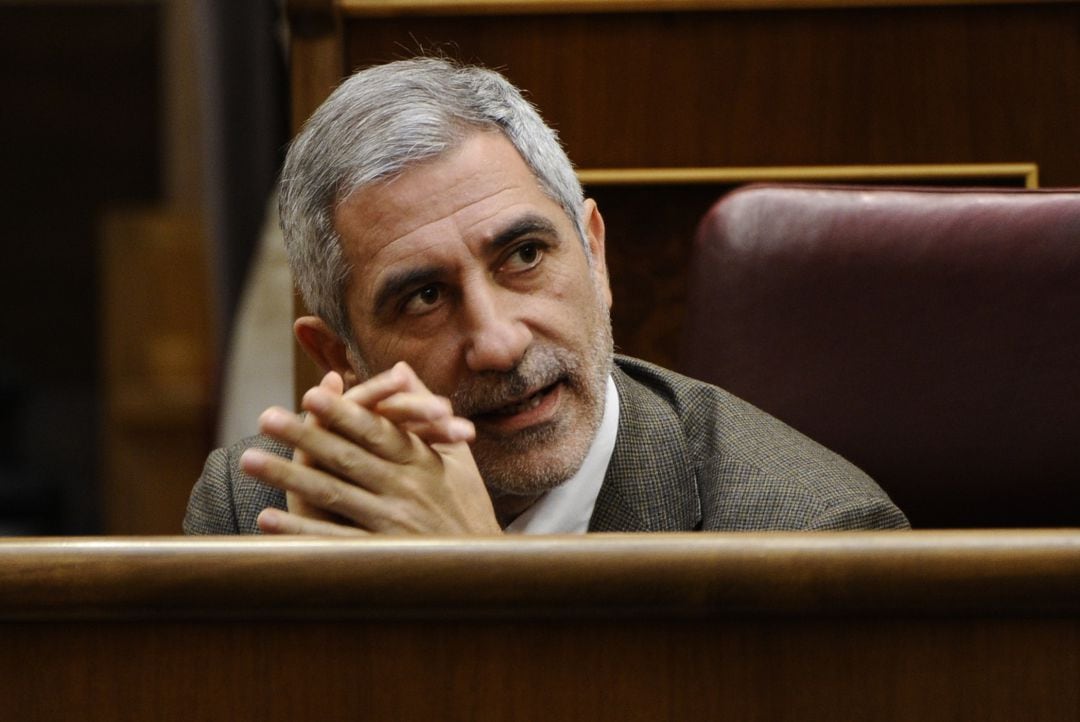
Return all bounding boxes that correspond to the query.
[679,185,1080,527]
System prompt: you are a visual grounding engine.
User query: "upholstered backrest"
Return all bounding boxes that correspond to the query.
[679,185,1080,527]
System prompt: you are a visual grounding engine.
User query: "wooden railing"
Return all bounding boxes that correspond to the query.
[3,532,1078,719]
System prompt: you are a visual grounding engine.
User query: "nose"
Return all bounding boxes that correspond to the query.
[462,282,532,373]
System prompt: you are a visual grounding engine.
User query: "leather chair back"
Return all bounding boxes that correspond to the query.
[680,185,1080,527]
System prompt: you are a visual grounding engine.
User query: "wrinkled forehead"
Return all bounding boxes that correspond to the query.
[333,132,571,281]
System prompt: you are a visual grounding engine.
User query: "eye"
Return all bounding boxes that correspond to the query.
[503,242,544,272]
[402,284,443,315]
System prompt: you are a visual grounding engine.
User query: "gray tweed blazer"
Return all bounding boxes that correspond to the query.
[183,356,908,534]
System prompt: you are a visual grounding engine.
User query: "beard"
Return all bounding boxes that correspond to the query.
[448,305,614,496]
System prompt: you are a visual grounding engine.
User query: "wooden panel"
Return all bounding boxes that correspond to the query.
[3,617,1078,722]
[340,5,1080,184]
[1,534,1079,721]
[100,210,215,535]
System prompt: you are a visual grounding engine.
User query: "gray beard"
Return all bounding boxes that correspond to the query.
[457,314,614,496]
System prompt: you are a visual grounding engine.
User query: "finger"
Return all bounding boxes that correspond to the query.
[242,447,390,527]
[342,361,414,408]
[372,389,451,417]
[286,488,340,523]
[293,373,343,469]
[257,507,369,536]
[299,390,422,464]
[387,361,432,393]
[320,370,345,394]
[354,366,473,442]
[396,416,475,445]
[255,408,409,486]
[293,408,321,468]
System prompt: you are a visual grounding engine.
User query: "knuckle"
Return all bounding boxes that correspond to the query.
[338,404,376,441]
[380,498,418,532]
[332,448,365,481]
[313,483,346,512]
[395,474,422,498]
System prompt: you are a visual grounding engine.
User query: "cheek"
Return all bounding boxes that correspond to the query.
[529,279,606,344]
[543,261,592,302]
[353,328,419,378]
[379,333,464,397]
[562,266,608,311]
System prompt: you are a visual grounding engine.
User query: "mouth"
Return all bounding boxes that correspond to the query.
[470,381,563,433]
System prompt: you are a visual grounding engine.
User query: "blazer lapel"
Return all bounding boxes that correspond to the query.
[588,363,702,532]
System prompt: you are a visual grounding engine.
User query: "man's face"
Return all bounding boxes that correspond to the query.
[332,131,614,495]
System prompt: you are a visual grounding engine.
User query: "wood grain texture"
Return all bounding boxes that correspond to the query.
[100,210,214,535]
[341,5,1080,183]
[2,532,1079,618]
[2,618,1078,721]
[2,533,1079,720]
[577,163,1038,187]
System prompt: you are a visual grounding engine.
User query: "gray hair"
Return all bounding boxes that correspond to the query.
[279,57,587,342]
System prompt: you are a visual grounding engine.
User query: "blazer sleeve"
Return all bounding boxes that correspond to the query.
[804,495,911,531]
[183,446,242,534]
[184,435,291,534]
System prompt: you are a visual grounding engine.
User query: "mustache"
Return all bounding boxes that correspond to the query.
[449,345,579,418]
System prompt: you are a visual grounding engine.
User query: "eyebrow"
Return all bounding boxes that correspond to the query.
[488,214,561,252]
[372,265,444,319]
[370,213,562,318]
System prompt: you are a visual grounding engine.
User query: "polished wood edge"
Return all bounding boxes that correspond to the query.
[2,531,1079,620]
[577,163,1040,188]
[336,0,1075,17]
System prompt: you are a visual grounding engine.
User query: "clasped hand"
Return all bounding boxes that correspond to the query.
[240,362,501,535]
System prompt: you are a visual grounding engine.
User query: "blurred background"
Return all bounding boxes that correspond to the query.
[0,0,289,534]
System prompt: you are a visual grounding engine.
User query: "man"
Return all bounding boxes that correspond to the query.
[185,58,908,535]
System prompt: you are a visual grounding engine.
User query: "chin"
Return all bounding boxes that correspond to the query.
[477,433,587,496]
[473,420,593,496]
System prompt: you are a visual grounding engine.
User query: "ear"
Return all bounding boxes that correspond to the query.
[582,198,612,309]
[293,316,362,388]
